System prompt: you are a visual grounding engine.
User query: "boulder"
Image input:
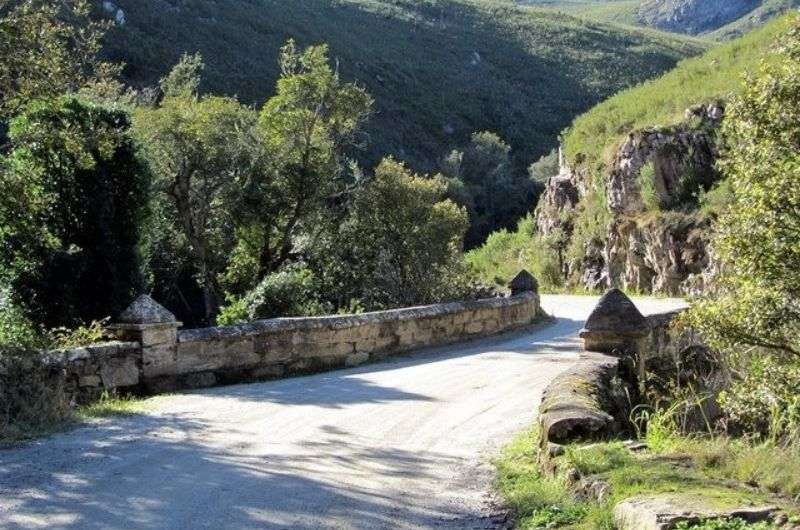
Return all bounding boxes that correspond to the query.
[615,494,778,530]
[580,289,648,353]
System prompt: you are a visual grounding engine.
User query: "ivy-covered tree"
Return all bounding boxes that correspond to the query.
[0,96,147,327]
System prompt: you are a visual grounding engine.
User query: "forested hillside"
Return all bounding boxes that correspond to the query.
[96,0,702,174]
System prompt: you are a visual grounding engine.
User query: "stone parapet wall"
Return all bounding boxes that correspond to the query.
[57,292,542,401]
[169,292,542,391]
[45,341,141,405]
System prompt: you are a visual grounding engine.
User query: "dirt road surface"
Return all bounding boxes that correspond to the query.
[0,295,686,529]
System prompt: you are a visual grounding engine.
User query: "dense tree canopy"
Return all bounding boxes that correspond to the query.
[0,97,147,327]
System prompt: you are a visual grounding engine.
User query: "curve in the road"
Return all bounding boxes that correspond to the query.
[0,295,686,530]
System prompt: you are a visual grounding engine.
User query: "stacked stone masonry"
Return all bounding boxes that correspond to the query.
[56,293,542,402]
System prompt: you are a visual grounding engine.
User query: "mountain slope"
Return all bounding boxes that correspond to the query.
[523,0,799,39]
[97,0,703,172]
[469,15,792,294]
[636,0,760,35]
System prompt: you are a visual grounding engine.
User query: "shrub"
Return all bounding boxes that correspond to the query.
[679,16,800,439]
[217,264,330,325]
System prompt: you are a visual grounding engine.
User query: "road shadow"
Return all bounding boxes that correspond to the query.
[0,412,476,529]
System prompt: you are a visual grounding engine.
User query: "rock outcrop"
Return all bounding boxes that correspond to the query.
[637,0,760,35]
[535,104,723,295]
[535,148,583,236]
[615,494,777,530]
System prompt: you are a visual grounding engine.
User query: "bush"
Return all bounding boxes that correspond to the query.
[0,293,47,349]
[466,215,564,292]
[217,264,330,325]
[679,16,800,439]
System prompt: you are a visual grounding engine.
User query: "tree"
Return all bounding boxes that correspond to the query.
[315,158,470,309]
[441,131,537,249]
[0,0,119,124]
[679,17,800,435]
[243,40,372,278]
[135,56,262,323]
[0,96,147,327]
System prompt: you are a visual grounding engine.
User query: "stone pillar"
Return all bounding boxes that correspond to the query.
[509,269,539,297]
[579,289,648,355]
[108,295,181,392]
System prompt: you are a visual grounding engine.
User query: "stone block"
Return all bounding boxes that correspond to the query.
[99,355,139,389]
[614,495,777,530]
[355,336,397,353]
[345,352,370,367]
[79,375,102,387]
[140,326,178,347]
[250,365,285,380]
[465,321,485,335]
[142,345,177,379]
[182,371,217,389]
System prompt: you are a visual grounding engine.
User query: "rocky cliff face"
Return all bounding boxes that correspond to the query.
[537,104,724,295]
[637,0,760,34]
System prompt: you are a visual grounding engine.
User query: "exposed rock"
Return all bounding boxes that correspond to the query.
[540,104,723,295]
[604,215,712,295]
[637,0,760,35]
[547,442,566,458]
[117,295,178,325]
[606,111,721,216]
[614,494,778,530]
[580,289,648,353]
[539,353,622,445]
[535,149,583,236]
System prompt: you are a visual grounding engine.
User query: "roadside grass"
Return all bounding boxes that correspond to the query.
[495,430,800,529]
[76,393,156,420]
[495,429,588,529]
[2,393,157,447]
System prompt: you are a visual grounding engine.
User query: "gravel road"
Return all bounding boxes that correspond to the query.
[0,295,686,530]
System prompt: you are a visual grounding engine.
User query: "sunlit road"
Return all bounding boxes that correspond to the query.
[0,295,686,529]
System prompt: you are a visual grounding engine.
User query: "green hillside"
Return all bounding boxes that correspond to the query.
[468,14,791,290]
[97,0,703,172]
[708,0,800,39]
[562,14,789,173]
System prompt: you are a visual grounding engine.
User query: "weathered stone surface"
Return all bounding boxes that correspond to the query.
[345,352,370,367]
[117,294,177,324]
[580,289,648,353]
[509,270,538,296]
[539,353,620,444]
[614,494,777,530]
[99,356,139,389]
[54,293,541,407]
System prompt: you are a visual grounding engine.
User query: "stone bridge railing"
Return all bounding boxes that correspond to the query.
[54,271,543,403]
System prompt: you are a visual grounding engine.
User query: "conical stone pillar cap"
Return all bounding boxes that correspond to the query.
[580,289,648,353]
[117,294,177,325]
